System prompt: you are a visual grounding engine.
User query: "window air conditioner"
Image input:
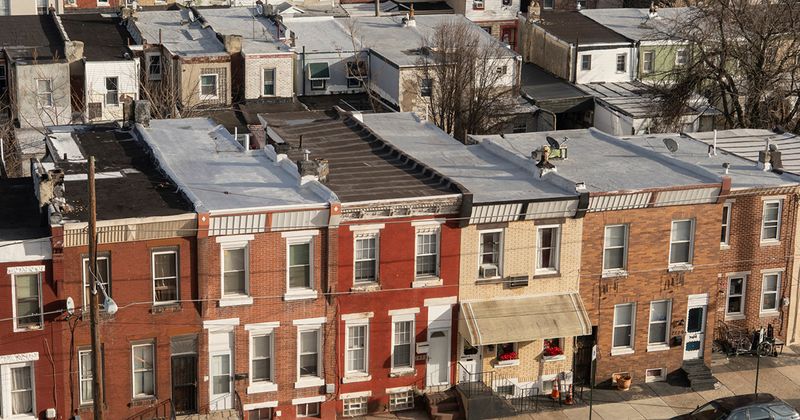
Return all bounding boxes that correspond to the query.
[480,264,499,278]
[473,0,485,8]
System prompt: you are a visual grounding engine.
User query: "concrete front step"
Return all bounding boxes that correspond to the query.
[177,410,240,420]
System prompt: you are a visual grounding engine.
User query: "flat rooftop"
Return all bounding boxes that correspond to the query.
[0,178,47,240]
[520,63,592,113]
[536,11,632,45]
[137,118,333,213]
[282,16,356,54]
[0,15,64,61]
[358,112,576,204]
[45,125,193,222]
[687,129,800,177]
[130,9,228,57]
[266,111,459,202]
[61,13,134,61]
[199,7,289,55]
[580,8,690,42]
[578,81,715,118]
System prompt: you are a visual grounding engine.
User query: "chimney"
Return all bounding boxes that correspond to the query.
[758,137,772,171]
[375,0,380,17]
[134,100,151,127]
[407,5,416,27]
[64,40,84,63]
[224,34,243,54]
[533,145,556,177]
[296,150,329,183]
[648,1,658,18]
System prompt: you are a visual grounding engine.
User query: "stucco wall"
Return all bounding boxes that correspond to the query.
[14,62,72,128]
[574,46,635,84]
[179,60,231,107]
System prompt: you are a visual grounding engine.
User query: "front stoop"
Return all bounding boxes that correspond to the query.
[682,360,719,392]
[177,409,240,420]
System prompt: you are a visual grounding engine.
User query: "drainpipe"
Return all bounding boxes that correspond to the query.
[572,36,579,84]
[302,46,306,96]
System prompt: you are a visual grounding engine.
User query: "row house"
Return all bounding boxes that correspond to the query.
[444,0,520,48]
[264,109,463,415]
[0,0,61,16]
[32,122,200,418]
[137,116,339,419]
[0,178,56,420]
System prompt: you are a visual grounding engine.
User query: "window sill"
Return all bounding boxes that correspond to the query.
[342,374,372,383]
[532,272,560,280]
[351,282,380,292]
[725,314,746,321]
[389,368,416,377]
[475,277,503,284]
[602,269,628,279]
[412,277,443,288]
[284,290,318,301]
[248,382,278,394]
[542,355,566,362]
[219,296,253,307]
[295,377,324,389]
[494,359,520,367]
[647,344,670,352]
[720,244,730,250]
[14,325,43,333]
[610,348,634,356]
[760,240,781,247]
[129,397,157,407]
[668,264,693,273]
[150,302,182,313]
[760,311,780,318]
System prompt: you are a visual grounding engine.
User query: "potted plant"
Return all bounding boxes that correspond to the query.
[543,339,564,360]
[616,374,632,391]
[496,343,519,366]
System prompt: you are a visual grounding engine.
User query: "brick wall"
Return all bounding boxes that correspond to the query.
[243,54,294,100]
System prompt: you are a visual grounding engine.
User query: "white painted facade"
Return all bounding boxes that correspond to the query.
[368,54,400,107]
[84,60,139,122]
[294,52,367,97]
[243,53,294,99]
[0,0,61,15]
[573,45,636,84]
[592,101,702,137]
[460,0,519,22]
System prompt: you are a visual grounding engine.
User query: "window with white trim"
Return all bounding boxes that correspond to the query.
[83,256,110,308]
[105,76,119,105]
[645,368,665,383]
[343,396,368,417]
[13,273,42,330]
[200,74,218,99]
[346,323,368,375]
[603,224,628,272]
[479,230,502,278]
[761,272,781,314]
[152,249,179,304]
[79,349,93,405]
[647,300,671,347]
[415,230,439,278]
[249,408,273,419]
[146,53,162,81]
[389,391,415,411]
[37,79,53,107]
[0,362,35,417]
[669,219,694,266]
[288,239,313,290]
[297,402,320,417]
[354,235,378,284]
[132,342,155,398]
[616,53,627,73]
[392,320,414,370]
[222,246,248,297]
[761,200,781,242]
[298,328,322,379]
[642,51,654,74]
[675,48,688,66]
[580,55,591,71]
[726,275,746,318]
[535,225,560,275]
[612,303,635,351]
[262,68,275,96]
[250,333,273,384]
[721,203,732,246]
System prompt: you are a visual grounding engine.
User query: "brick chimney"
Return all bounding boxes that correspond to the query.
[296,150,329,183]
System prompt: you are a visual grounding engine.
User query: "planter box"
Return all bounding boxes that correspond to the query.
[495,359,520,367]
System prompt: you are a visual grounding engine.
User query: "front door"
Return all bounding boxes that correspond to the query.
[458,336,481,383]
[684,295,708,360]
[427,329,450,387]
[171,355,197,414]
[210,353,233,410]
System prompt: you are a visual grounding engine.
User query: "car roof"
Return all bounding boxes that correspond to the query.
[716,394,777,411]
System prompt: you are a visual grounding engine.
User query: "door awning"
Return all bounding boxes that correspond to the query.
[307,62,330,80]
[459,293,591,346]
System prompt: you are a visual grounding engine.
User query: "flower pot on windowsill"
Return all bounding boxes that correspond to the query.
[616,374,632,391]
[542,354,566,362]
[495,359,520,367]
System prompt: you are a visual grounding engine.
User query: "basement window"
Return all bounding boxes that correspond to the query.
[389,391,414,411]
[645,368,665,383]
[343,396,368,417]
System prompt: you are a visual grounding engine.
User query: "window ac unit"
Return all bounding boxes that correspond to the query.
[480,264,499,278]
[473,0,485,8]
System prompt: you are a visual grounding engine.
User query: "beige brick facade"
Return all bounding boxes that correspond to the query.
[243,54,294,99]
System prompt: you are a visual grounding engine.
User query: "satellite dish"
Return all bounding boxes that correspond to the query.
[188,10,196,22]
[663,137,679,153]
[66,297,75,315]
[546,136,560,149]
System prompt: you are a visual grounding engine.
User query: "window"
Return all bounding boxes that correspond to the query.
[577,0,587,8]
[262,68,275,96]
[389,391,415,411]
[2,364,35,416]
[37,79,53,107]
[297,402,320,417]
[79,349,93,405]
[346,61,366,88]
[105,76,119,105]
[612,303,635,351]
[496,65,508,75]
[0,66,7,92]
[250,333,272,383]
[83,256,110,308]
[581,55,591,71]
[419,79,432,97]
[616,53,627,73]
[310,79,326,91]
[147,53,162,80]
[152,249,179,304]
[288,241,312,290]
[347,76,360,88]
[392,320,414,370]
[536,225,560,274]
[542,0,553,8]
[726,275,746,318]
[200,74,218,99]
[249,408,273,420]
[669,220,694,266]
[721,203,732,246]
[648,300,671,347]
[512,122,527,133]
[502,0,511,5]
[343,396,368,417]
[645,368,665,383]
[346,324,368,375]
[37,0,48,13]
[479,230,502,278]
[675,48,688,66]
[642,51,654,74]
[542,338,562,358]
[496,342,518,360]
[761,272,781,314]
[299,329,321,378]
[603,224,628,272]
[761,200,781,242]
[132,343,155,398]
[13,273,42,330]
[415,231,439,278]
[354,235,377,283]
[222,246,248,296]
[473,0,485,9]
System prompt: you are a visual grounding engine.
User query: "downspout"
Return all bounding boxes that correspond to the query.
[571,37,579,84]
[787,191,800,343]
[634,40,640,80]
[302,45,306,96]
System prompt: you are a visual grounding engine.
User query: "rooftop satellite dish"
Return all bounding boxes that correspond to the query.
[188,10,196,22]
[546,136,560,149]
[66,297,75,316]
[663,137,679,153]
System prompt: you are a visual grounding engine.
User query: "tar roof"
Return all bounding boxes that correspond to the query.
[536,11,633,45]
[687,129,800,176]
[480,128,722,193]
[267,111,459,202]
[132,9,227,56]
[46,125,193,222]
[577,81,715,118]
[199,7,288,55]
[580,8,690,42]
[0,178,47,240]
[138,118,332,213]
[0,15,64,61]
[358,112,576,204]
[61,14,134,61]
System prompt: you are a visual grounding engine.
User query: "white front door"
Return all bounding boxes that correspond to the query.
[684,295,708,360]
[457,336,481,383]
[427,329,450,387]
[208,330,233,410]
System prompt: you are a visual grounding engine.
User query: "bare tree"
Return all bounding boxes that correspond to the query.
[416,18,519,141]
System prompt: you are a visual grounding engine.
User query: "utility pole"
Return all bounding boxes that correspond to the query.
[88,156,105,420]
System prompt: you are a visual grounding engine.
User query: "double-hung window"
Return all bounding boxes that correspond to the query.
[298,328,322,382]
[37,79,53,107]
[1,363,35,417]
[616,53,627,73]
[603,224,628,274]
[297,402,320,417]
[354,235,378,284]
[726,275,747,319]
[13,273,42,330]
[581,55,592,71]
[222,246,248,297]
[289,241,312,290]
[415,230,439,278]
[105,76,119,105]
[392,319,414,371]
[721,202,732,246]
[147,53,162,81]
[262,68,276,96]
[83,256,111,309]
[761,272,781,314]
[647,300,671,349]
[669,219,694,267]
[536,225,560,275]
[152,249,179,304]
[761,200,781,242]
[132,342,155,398]
[675,48,688,66]
[200,74,218,100]
[642,51,655,74]
[612,303,635,353]
[478,230,502,279]
[79,349,93,405]
[419,79,432,97]
[250,333,273,384]
[345,323,368,376]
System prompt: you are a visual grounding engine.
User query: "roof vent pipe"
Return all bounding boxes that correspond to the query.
[758,137,772,171]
